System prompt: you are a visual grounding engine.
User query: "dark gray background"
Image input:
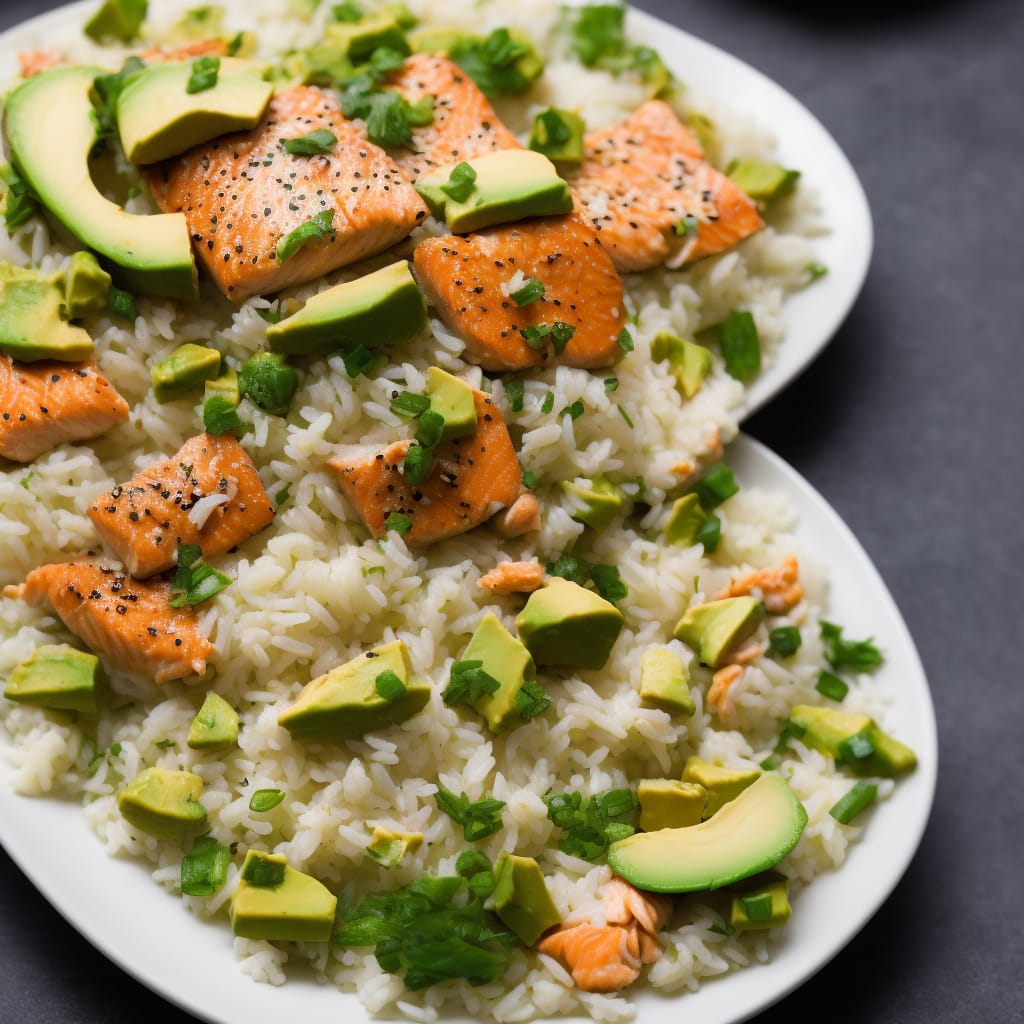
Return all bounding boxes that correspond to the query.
[1,0,1022,1020]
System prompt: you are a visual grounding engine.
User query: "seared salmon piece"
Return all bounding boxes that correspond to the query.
[478,560,545,595]
[385,54,521,183]
[717,555,803,613]
[537,923,641,992]
[0,357,129,463]
[566,100,764,273]
[602,876,674,937]
[88,433,275,579]
[144,86,429,301]
[413,212,626,371]
[3,561,214,683]
[327,389,523,546]
[137,38,229,62]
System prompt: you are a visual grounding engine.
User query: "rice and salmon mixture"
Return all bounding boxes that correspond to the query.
[0,1,902,1019]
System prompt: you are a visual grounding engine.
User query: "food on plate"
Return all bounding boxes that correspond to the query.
[0,0,917,1019]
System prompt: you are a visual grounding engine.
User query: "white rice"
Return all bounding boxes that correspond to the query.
[0,0,891,1019]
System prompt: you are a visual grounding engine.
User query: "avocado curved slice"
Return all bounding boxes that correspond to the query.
[606,773,807,893]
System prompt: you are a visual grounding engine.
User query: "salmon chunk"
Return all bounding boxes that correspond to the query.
[537,923,641,992]
[602,876,674,937]
[144,86,430,301]
[88,433,275,579]
[386,54,521,183]
[413,212,626,371]
[0,357,129,463]
[478,560,545,595]
[3,562,214,683]
[327,389,523,546]
[137,38,229,63]
[566,100,764,273]
[717,555,803,613]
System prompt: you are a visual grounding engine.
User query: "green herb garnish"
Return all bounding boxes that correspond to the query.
[276,209,337,263]
[169,544,232,608]
[384,511,413,536]
[181,836,231,896]
[202,395,249,436]
[805,261,829,279]
[374,669,407,701]
[603,376,619,392]
[815,669,849,701]
[829,781,878,824]
[590,563,628,603]
[768,626,802,658]
[719,310,761,380]
[543,786,638,860]
[186,56,220,94]
[561,399,584,420]
[550,322,576,354]
[616,403,634,428]
[450,27,539,98]
[89,57,146,142]
[510,276,544,306]
[617,327,634,352]
[249,788,286,812]
[281,129,338,155]
[238,352,298,416]
[331,0,363,21]
[694,512,721,553]
[505,378,525,412]
[694,463,739,509]
[1,164,40,231]
[820,620,883,672]
[540,392,554,414]
[108,286,137,322]
[443,659,500,707]
[342,344,382,379]
[520,323,552,349]
[241,855,285,887]
[434,786,505,842]
[390,390,431,418]
[514,680,551,722]
[441,161,477,203]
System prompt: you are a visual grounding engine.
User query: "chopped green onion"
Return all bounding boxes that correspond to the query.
[108,286,137,322]
[694,512,721,553]
[603,377,619,392]
[505,378,525,412]
[169,544,232,608]
[375,668,407,701]
[740,892,774,922]
[281,129,338,155]
[510,276,544,306]
[342,344,381,378]
[839,731,876,764]
[202,395,248,435]
[521,467,538,490]
[768,626,802,658]
[186,56,220,94]
[759,754,781,771]
[241,855,285,887]
[674,214,698,237]
[384,511,413,536]
[820,620,884,672]
[331,0,363,21]
[828,782,878,824]
[520,323,552,348]
[19,471,34,491]
[540,392,554,414]
[249,788,285,812]
[276,209,336,263]
[616,403,634,428]
[390,390,431,418]
[238,352,298,416]
[440,161,477,202]
[550,322,576,354]
[180,836,231,896]
[275,487,290,505]
[561,399,584,420]
[719,310,761,380]
[456,850,492,878]
[617,327,634,352]
[805,261,828,279]
[815,670,849,701]
[415,409,445,448]
[693,463,738,508]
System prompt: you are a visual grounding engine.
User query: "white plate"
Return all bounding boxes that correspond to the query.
[0,432,937,1024]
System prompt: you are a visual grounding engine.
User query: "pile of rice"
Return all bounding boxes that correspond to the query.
[0,1,893,1020]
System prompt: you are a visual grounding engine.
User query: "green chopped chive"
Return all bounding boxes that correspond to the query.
[590,563,628,602]
[154,738,175,749]
[241,856,285,887]
[238,352,298,416]
[510,276,545,306]
[19,471,34,490]
[617,327,634,352]
[561,399,584,420]
[109,742,122,756]
[433,786,505,842]
[839,731,876,764]
[740,892,774,922]
[521,467,539,489]
[694,463,738,508]
[505,378,525,412]
[390,390,431,418]
[384,511,413,536]
[258,306,283,324]
[514,679,551,721]
[440,161,477,202]
[694,512,721,553]
[759,754,781,771]
[203,395,248,435]
[108,286,137,321]
[570,4,626,67]
[276,209,336,263]
[186,56,220,94]
[275,487,290,505]
[547,552,587,585]
[540,392,554,414]
[550,322,576,354]
[674,214,698,237]
[443,659,500,707]
[828,782,878,825]
[181,836,231,897]
[249,788,285,813]
[374,668,407,701]
[805,261,828,279]
[281,129,338,155]
[768,626,802,658]
[520,322,552,348]
[815,670,849,701]
[415,409,445,448]
[603,377,619,392]
[820,620,884,672]
[342,344,381,378]
[401,443,430,485]
[616,403,634,427]
[169,544,231,608]
[719,310,761,380]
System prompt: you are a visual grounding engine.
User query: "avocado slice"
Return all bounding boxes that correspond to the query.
[4,67,197,301]
[606,773,807,893]
[415,150,574,234]
[83,0,147,43]
[528,107,585,165]
[116,59,274,165]
[117,767,208,839]
[204,367,241,407]
[514,577,624,671]
[366,826,423,868]
[662,493,706,547]
[278,639,431,742]
[266,261,427,356]
[0,267,94,363]
[725,160,801,204]
[637,779,706,831]
[187,692,239,750]
[3,644,101,714]
[787,704,917,777]
[727,873,792,931]
[560,478,623,531]
[425,366,477,440]
[489,851,561,945]
[682,757,761,818]
[151,343,222,402]
[62,252,112,320]
[230,850,337,942]
[459,613,537,731]
[325,13,410,60]
[639,646,694,716]
[651,331,712,399]
[673,596,764,669]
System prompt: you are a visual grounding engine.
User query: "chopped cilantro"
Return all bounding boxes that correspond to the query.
[569,4,626,68]
[1,164,40,231]
[249,788,285,812]
[547,552,588,585]
[820,620,884,672]
[434,786,505,842]
[390,390,431,418]
[169,544,232,608]
[89,57,146,143]
[510,276,544,306]
[505,378,525,412]
[514,680,551,722]
[540,392,554,414]
[441,161,477,202]
[281,129,338,155]
[561,399,584,420]
[590,563,628,603]
[384,511,413,536]
[450,27,540,98]
[617,327,634,352]
[543,786,638,861]
[443,660,500,707]
[108,287,137,322]
[202,395,248,436]
[181,836,231,897]
[186,56,220,94]
[276,209,336,263]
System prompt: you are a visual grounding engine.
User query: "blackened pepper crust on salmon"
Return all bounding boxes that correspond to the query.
[144,86,430,302]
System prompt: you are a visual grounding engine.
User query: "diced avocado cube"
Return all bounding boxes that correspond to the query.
[230,850,337,942]
[460,613,537,731]
[515,577,624,671]
[673,596,764,669]
[151,343,222,403]
[3,644,101,714]
[638,647,694,716]
[663,493,706,547]
[278,639,431,742]
[0,274,94,363]
[489,852,561,945]
[685,112,717,154]
[407,25,474,55]
[728,873,792,931]
[726,160,800,204]
[62,251,111,320]
[324,14,410,60]
[117,767,207,839]
[366,826,423,867]
[529,107,585,164]
[682,757,760,819]
[83,0,147,43]
[560,479,623,530]
[787,704,917,777]
[651,331,712,399]
[187,692,239,750]
[425,366,477,439]
[637,779,706,831]
[266,261,427,356]
[237,351,297,416]
[204,368,240,407]
[415,150,573,234]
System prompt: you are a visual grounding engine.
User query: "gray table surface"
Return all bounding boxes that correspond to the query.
[1,0,1021,1020]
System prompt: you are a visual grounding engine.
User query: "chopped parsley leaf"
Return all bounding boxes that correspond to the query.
[510,276,544,306]
[514,680,551,721]
[443,659,501,707]
[590,563,628,602]
[505,378,525,412]
[276,209,337,263]
[433,786,506,842]
[820,620,884,672]
[543,786,638,861]
[186,56,220,94]
[202,395,249,436]
[169,544,231,608]
[281,129,338,155]
[181,836,231,896]
[383,511,413,536]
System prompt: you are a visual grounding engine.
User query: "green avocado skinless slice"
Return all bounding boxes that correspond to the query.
[606,773,808,893]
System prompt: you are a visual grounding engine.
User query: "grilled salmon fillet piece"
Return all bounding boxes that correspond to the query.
[17,39,229,79]
[144,86,430,301]
[3,561,214,684]
[88,433,275,579]
[385,54,522,183]
[327,389,524,546]
[413,211,626,371]
[0,357,129,463]
[537,923,642,992]
[566,100,764,273]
